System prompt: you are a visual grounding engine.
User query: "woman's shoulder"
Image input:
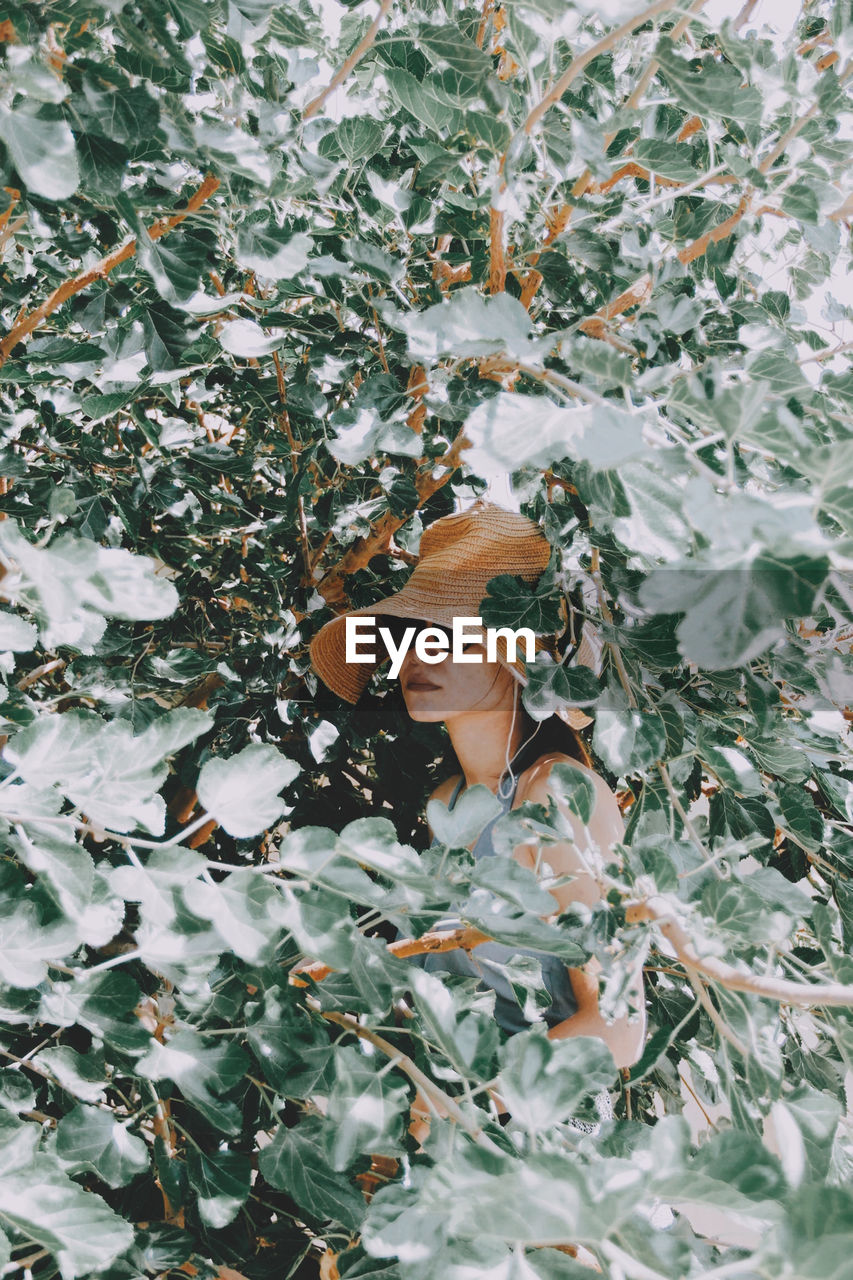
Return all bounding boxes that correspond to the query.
[517,753,622,822]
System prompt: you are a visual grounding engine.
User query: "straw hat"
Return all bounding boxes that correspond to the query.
[308,501,595,728]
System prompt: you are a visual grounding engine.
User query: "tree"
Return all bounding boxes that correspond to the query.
[0,0,852,1277]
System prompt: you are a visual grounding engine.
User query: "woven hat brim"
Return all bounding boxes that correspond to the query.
[307,502,595,727]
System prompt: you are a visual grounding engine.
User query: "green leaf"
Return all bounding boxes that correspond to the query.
[138,229,208,305]
[182,868,288,961]
[702,879,794,945]
[462,394,647,476]
[656,39,763,126]
[330,117,386,164]
[480,572,564,635]
[522,654,600,721]
[324,1046,410,1171]
[697,726,763,796]
[0,901,78,988]
[640,550,828,670]
[258,1118,365,1229]
[33,1047,106,1104]
[56,1105,148,1188]
[656,293,704,335]
[496,1029,616,1132]
[336,817,430,887]
[342,239,404,285]
[400,289,539,361]
[137,1031,249,1135]
[79,390,139,422]
[236,225,312,280]
[632,139,697,183]
[547,761,597,825]
[0,105,79,200]
[196,743,300,837]
[76,133,129,196]
[0,610,37,651]
[6,708,212,835]
[0,1157,134,1279]
[186,1149,251,1229]
[13,824,95,917]
[427,783,503,849]
[419,25,494,82]
[218,319,285,357]
[385,69,455,134]
[0,521,180,651]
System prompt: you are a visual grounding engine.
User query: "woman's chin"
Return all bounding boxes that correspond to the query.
[401,697,446,722]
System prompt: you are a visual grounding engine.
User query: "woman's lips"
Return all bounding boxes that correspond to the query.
[406,679,440,690]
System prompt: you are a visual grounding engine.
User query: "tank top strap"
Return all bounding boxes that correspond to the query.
[447,775,466,811]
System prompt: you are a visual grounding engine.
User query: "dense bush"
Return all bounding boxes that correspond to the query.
[0,1,851,1278]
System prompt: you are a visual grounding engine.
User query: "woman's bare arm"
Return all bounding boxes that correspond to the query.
[515,756,647,1069]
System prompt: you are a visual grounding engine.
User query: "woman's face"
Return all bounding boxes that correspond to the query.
[391,620,516,722]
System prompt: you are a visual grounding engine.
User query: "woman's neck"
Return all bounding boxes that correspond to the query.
[444,705,526,793]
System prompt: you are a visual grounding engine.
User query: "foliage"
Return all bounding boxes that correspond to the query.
[0,1,852,1279]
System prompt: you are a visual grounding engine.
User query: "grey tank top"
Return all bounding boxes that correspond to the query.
[404,772,579,1036]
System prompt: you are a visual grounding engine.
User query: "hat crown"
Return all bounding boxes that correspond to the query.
[416,502,551,583]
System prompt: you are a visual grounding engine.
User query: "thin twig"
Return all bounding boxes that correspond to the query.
[303,0,395,120]
[511,0,678,146]
[590,546,637,707]
[0,174,220,368]
[657,761,722,877]
[313,1002,503,1152]
[686,969,747,1055]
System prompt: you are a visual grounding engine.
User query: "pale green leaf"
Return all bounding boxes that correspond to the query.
[196,743,300,837]
[56,1105,148,1188]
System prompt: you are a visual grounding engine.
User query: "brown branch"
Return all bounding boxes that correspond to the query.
[798,338,853,365]
[509,0,677,147]
[626,895,853,1008]
[405,364,428,434]
[314,431,469,606]
[732,0,759,28]
[430,234,472,293]
[759,59,851,174]
[676,115,703,141]
[290,925,492,986]
[578,193,750,339]
[0,173,220,369]
[515,0,708,307]
[312,1001,503,1150]
[569,0,709,205]
[303,0,395,120]
[489,206,506,294]
[0,187,26,263]
[15,658,65,691]
[475,0,495,49]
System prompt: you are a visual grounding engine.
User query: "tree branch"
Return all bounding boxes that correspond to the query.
[489,206,507,294]
[303,0,395,120]
[313,1001,503,1151]
[0,173,220,369]
[510,0,677,147]
[314,431,469,605]
[626,895,853,1008]
[290,925,493,986]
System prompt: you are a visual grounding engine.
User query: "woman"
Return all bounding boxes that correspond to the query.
[309,502,646,1130]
